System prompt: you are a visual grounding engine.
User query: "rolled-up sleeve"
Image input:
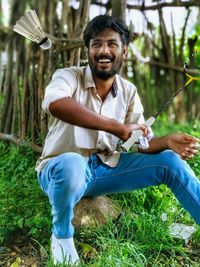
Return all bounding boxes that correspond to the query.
[42,69,77,113]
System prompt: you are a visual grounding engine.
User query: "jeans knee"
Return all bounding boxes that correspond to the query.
[158,150,183,170]
[51,153,87,192]
[158,150,194,187]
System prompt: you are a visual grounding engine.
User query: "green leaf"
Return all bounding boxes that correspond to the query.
[79,242,98,258]
[10,257,22,267]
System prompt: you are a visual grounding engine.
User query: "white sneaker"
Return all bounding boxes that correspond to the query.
[51,234,80,265]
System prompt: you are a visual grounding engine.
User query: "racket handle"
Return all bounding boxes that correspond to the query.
[121,116,156,151]
[144,116,156,127]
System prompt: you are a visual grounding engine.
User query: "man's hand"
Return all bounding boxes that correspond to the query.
[118,123,150,141]
[166,133,200,160]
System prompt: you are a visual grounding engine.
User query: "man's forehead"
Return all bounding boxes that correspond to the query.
[91,28,121,40]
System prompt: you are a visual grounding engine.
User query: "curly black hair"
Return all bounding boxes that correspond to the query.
[83,15,130,48]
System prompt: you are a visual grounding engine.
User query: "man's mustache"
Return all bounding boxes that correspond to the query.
[95,55,114,61]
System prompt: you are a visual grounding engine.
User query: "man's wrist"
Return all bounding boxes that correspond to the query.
[164,135,171,149]
[104,119,124,137]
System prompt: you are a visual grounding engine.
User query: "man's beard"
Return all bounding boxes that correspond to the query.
[89,55,123,80]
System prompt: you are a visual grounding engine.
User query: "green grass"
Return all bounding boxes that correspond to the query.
[0,143,51,244]
[0,120,200,266]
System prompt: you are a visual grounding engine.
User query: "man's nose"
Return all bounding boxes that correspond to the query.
[100,43,110,54]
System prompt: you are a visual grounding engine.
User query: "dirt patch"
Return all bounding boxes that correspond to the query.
[0,237,48,267]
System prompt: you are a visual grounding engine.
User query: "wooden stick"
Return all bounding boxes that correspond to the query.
[0,133,42,153]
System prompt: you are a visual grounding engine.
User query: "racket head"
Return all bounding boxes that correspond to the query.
[183,50,200,78]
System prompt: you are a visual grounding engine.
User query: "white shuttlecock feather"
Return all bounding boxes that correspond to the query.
[13,10,52,50]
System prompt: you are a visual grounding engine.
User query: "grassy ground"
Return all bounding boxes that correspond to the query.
[0,119,200,266]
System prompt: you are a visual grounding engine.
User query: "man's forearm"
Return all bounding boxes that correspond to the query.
[49,97,124,136]
[138,136,169,154]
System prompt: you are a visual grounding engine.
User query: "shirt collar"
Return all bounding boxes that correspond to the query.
[84,66,123,97]
[84,66,95,89]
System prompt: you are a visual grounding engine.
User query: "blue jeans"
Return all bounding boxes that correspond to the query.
[37,150,200,238]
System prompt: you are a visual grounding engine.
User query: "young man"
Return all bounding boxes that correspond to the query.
[36,15,200,265]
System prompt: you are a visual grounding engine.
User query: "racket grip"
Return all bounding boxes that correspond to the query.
[121,116,156,151]
[121,130,143,151]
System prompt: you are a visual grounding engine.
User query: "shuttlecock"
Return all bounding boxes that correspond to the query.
[13,10,52,50]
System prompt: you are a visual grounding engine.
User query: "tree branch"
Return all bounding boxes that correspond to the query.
[0,133,42,153]
[91,0,199,10]
[127,1,199,10]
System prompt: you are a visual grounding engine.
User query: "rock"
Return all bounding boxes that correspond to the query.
[169,223,196,246]
[73,196,121,227]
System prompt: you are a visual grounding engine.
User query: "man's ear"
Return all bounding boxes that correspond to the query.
[122,45,128,60]
[84,46,89,56]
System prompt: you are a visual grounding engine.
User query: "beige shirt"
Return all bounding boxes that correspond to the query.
[35,66,145,172]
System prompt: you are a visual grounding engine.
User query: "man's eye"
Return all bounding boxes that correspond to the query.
[91,42,101,47]
[109,42,118,47]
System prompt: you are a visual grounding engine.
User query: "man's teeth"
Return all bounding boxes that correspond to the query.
[98,59,111,63]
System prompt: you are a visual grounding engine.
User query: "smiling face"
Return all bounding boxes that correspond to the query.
[87,28,127,81]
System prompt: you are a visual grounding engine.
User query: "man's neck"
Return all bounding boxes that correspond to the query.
[93,75,116,101]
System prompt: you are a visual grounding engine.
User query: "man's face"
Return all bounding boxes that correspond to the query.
[87,28,127,80]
